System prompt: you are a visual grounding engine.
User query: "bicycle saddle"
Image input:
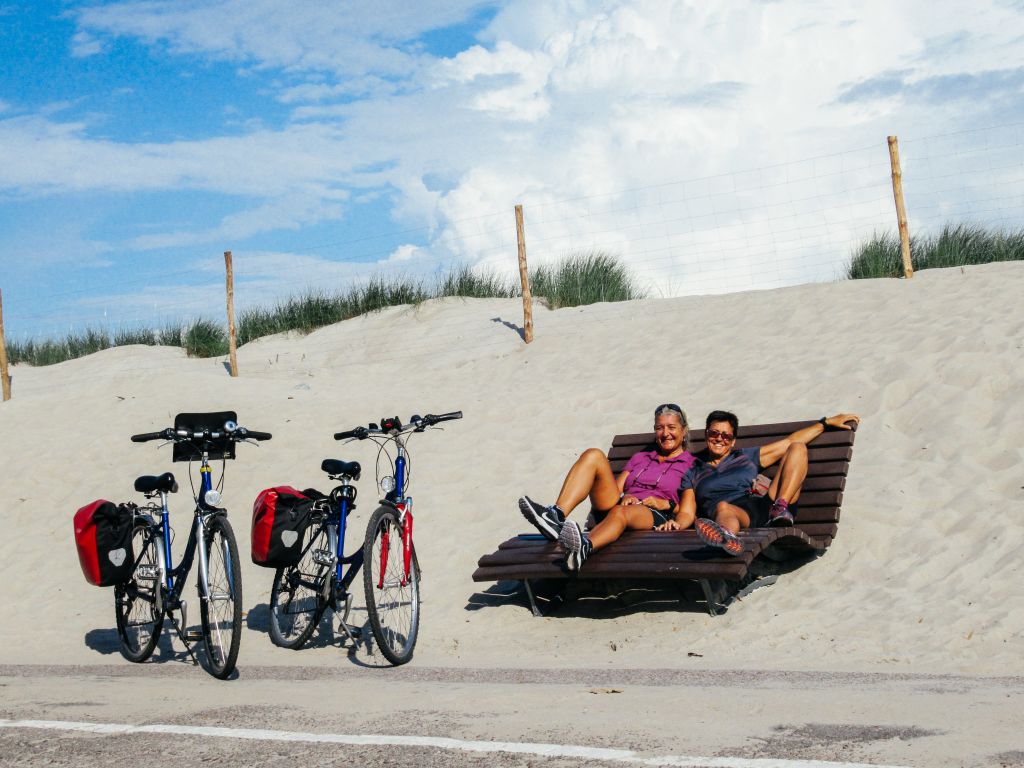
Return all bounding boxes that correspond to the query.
[321,459,361,479]
[134,472,178,494]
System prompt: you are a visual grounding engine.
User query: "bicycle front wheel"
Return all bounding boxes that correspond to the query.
[363,506,420,666]
[115,524,164,662]
[269,523,331,649]
[199,515,242,679]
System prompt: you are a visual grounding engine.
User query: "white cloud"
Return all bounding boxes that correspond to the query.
[71,0,494,77]
[7,0,1024,313]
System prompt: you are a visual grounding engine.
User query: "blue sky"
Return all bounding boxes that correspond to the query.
[2,1,1023,338]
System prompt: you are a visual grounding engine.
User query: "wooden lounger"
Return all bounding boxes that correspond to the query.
[472,420,857,615]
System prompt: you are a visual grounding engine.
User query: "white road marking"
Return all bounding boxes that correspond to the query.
[0,718,912,768]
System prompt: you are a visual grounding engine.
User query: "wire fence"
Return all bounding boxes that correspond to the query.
[1,123,1022,389]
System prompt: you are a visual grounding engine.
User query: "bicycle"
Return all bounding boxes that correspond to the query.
[119,411,271,679]
[266,410,462,666]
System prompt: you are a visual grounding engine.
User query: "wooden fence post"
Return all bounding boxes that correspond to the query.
[514,204,534,343]
[887,135,914,279]
[224,251,239,377]
[0,288,11,401]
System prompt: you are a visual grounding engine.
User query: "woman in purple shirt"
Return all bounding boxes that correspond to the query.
[518,404,696,572]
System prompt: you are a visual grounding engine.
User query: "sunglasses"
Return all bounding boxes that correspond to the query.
[656,403,684,417]
[705,428,735,442]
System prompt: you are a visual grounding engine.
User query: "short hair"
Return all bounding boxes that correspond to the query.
[654,403,689,450]
[705,409,739,437]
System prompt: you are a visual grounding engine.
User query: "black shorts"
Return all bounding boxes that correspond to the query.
[591,505,672,530]
[726,494,798,528]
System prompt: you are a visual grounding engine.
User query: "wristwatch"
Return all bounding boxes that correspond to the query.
[819,416,829,428]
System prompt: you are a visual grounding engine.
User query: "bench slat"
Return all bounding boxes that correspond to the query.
[472,561,751,582]
[612,423,856,448]
[608,444,854,467]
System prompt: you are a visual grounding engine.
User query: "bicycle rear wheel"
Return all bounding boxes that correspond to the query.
[114,524,164,662]
[363,506,420,666]
[269,523,331,649]
[199,515,242,679]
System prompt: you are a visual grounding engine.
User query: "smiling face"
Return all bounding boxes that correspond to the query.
[654,412,687,456]
[704,420,736,460]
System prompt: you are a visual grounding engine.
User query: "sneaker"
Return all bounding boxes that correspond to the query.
[558,519,593,573]
[695,518,726,547]
[720,530,745,557]
[695,518,744,557]
[518,496,564,541]
[768,500,794,527]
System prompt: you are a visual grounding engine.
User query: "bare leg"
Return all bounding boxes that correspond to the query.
[553,448,621,515]
[588,505,655,550]
[769,443,808,503]
[714,500,751,534]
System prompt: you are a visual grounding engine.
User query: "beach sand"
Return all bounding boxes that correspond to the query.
[1,261,1022,677]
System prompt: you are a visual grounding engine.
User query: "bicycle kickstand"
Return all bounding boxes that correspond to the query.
[337,592,362,643]
[168,601,200,666]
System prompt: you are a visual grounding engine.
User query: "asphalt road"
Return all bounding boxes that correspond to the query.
[1,663,1022,767]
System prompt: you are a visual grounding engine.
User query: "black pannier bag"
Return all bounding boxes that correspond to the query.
[251,486,315,567]
[74,500,135,586]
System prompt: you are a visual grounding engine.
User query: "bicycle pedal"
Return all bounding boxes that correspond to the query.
[339,623,362,641]
[312,548,335,566]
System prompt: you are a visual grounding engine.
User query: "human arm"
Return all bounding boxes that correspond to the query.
[615,470,640,505]
[657,488,697,531]
[758,413,861,467]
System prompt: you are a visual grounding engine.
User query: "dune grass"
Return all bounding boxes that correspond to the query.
[5,253,640,366]
[530,250,644,309]
[849,224,1024,279]
[6,319,226,366]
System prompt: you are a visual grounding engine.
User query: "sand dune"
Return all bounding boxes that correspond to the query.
[1,262,1021,675]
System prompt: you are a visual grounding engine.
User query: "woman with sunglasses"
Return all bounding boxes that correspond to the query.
[657,409,860,555]
[518,404,696,571]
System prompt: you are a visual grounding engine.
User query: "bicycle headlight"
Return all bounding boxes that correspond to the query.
[204,489,222,506]
[380,475,396,493]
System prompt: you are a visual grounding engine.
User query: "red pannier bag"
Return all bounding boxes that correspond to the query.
[73,500,135,586]
[251,486,315,568]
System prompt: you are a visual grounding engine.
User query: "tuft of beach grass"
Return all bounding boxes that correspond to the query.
[848,224,1024,279]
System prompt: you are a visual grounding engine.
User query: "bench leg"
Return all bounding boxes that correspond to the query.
[699,578,730,616]
[522,579,544,617]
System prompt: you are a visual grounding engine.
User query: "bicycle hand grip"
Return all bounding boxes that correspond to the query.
[242,429,272,441]
[428,411,463,422]
[131,431,163,442]
[334,427,368,440]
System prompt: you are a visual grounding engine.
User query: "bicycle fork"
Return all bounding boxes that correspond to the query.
[378,500,414,588]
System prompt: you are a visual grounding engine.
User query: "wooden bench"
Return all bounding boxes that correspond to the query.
[472,420,857,615]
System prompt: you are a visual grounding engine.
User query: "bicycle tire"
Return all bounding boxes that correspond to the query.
[363,506,420,666]
[114,524,164,662]
[268,523,331,649]
[199,515,242,679]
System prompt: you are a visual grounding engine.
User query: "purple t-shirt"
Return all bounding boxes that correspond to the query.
[622,450,696,504]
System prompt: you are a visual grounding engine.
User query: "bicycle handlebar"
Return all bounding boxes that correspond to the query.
[334,410,462,440]
[130,426,272,443]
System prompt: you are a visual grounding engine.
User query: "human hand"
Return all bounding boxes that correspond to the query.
[656,519,682,531]
[827,413,860,430]
[640,496,662,509]
[621,495,641,506]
